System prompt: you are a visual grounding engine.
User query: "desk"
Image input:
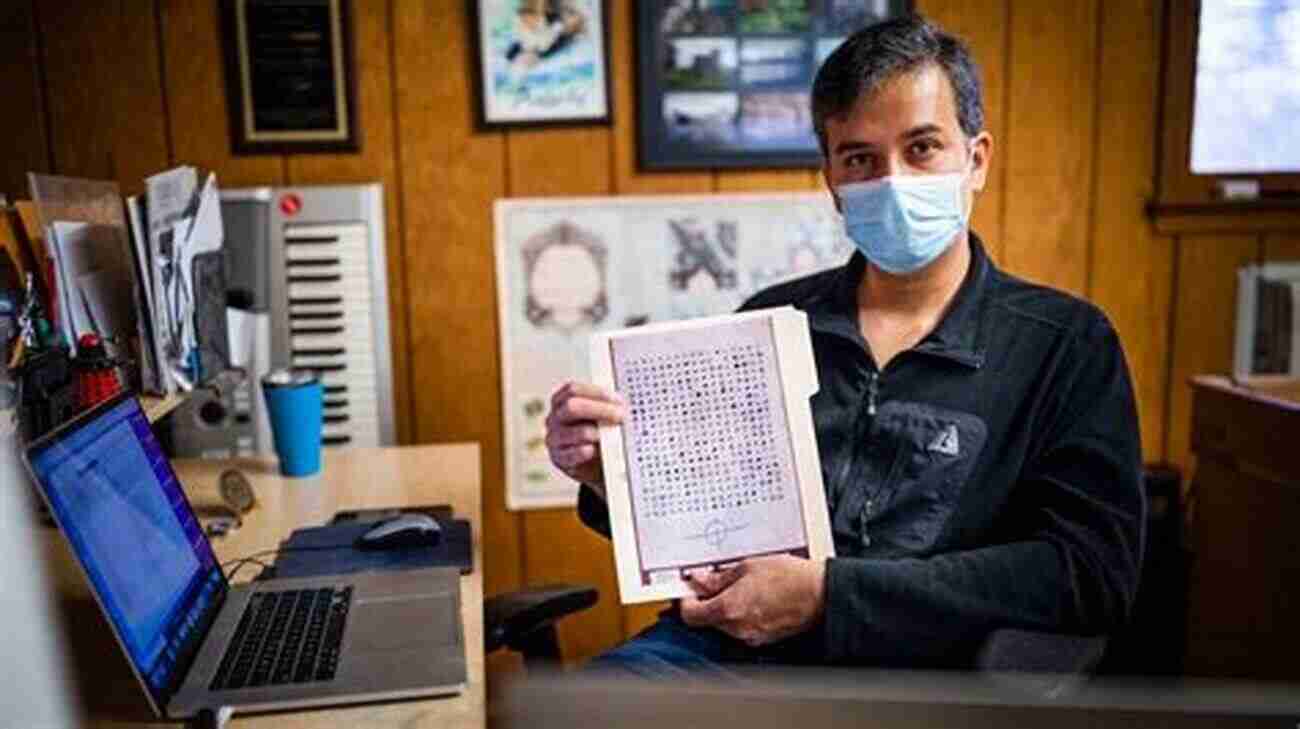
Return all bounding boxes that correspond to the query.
[41,444,485,729]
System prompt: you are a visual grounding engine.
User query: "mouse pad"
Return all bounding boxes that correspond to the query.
[264,519,474,579]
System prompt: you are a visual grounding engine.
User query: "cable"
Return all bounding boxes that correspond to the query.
[220,544,357,581]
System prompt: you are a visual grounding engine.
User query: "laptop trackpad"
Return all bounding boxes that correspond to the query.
[350,596,459,653]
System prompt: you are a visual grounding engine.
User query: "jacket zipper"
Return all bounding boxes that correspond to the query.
[830,369,880,534]
[860,371,882,548]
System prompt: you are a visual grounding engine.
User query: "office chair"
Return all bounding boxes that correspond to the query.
[977,629,1108,697]
[975,464,1184,697]
[484,584,598,668]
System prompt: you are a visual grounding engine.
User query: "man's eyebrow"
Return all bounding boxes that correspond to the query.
[901,123,944,140]
[832,140,875,155]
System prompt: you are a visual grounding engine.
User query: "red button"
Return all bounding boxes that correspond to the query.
[280,193,302,216]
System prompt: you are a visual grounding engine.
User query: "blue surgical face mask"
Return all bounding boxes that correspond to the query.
[837,162,972,275]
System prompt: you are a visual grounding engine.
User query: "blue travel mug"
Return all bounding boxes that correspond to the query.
[262,369,323,477]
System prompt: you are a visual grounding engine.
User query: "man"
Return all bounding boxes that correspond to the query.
[545,15,1144,674]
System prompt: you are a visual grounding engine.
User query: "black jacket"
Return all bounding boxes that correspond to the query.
[578,234,1145,668]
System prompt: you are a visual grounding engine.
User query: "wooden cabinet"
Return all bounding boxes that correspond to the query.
[1186,376,1300,680]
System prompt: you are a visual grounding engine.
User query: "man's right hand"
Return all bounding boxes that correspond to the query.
[545,381,627,498]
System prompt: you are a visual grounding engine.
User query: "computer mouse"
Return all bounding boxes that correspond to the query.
[356,514,442,550]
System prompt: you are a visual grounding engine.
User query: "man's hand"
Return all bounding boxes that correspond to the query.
[680,556,827,647]
[544,381,627,497]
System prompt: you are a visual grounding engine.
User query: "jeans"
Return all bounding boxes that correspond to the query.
[587,610,821,680]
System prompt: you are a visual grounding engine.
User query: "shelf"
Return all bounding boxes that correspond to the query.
[1148,200,1300,235]
[141,392,186,423]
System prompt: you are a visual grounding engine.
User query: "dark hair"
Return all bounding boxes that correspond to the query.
[812,15,984,154]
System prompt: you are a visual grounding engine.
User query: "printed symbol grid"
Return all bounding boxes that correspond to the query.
[622,344,790,521]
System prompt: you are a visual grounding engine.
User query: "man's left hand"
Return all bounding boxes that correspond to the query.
[680,555,826,647]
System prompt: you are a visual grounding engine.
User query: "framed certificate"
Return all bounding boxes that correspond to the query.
[222,0,360,154]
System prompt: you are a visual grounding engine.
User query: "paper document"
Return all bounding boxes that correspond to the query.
[143,167,227,388]
[145,166,197,388]
[591,306,833,604]
[49,221,136,351]
[126,195,165,393]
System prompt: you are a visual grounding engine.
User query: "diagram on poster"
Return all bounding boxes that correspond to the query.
[495,192,851,510]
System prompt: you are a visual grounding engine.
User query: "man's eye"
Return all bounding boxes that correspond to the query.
[908,139,939,157]
[844,153,870,169]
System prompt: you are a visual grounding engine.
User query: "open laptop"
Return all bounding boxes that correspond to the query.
[25,392,466,719]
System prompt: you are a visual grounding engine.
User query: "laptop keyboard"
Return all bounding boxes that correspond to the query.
[209,586,353,691]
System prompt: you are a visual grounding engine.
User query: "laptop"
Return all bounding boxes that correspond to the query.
[25,392,467,719]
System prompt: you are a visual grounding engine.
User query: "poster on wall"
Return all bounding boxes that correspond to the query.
[495,193,853,510]
[637,0,912,169]
[473,0,612,127]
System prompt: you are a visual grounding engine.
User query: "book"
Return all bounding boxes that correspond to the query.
[126,195,167,394]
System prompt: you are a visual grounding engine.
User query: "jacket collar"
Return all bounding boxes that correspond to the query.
[805,233,994,370]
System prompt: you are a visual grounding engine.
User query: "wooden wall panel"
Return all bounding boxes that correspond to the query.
[0,2,51,200]
[1085,0,1171,462]
[284,0,412,446]
[1000,0,1098,296]
[506,125,626,662]
[391,0,521,601]
[1264,234,1300,262]
[715,169,818,193]
[1165,235,1259,472]
[920,0,1009,263]
[39,0,169,195]
[160,0,284,187]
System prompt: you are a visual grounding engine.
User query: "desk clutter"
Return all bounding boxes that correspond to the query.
[1,168,234,444]
[1,169,397,465]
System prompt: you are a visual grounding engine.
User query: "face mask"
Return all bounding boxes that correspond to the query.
[838,162,971,275]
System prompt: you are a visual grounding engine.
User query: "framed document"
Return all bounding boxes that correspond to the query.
[471,0,612,128]
[591,307,834,604]
[222,0,360,154]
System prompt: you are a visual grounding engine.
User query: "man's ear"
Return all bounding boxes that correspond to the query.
[969,131,993,194]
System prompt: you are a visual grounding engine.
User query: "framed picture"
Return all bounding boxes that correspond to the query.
[637,0,912,170]
[472,0,612,128]
[221,0,360,154]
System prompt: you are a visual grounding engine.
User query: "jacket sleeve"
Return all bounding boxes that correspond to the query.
[576,482,612,538]
[821,314,1146,665]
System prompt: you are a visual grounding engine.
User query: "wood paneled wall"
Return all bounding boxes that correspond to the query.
[5,0,1291,667]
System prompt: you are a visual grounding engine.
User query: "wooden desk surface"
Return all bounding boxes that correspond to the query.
[41,444,485,729]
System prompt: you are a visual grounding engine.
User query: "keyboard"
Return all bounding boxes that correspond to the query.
[209,586,353,691]
[284,222,392,449]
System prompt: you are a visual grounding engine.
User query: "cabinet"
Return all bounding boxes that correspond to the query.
[1186,376,1300,680]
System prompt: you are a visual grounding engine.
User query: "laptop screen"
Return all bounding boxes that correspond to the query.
[27,395,226,711]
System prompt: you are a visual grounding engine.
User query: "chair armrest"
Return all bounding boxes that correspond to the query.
[484,584,598,654]
[976,629,1107,699]
[977,628,1108,674]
